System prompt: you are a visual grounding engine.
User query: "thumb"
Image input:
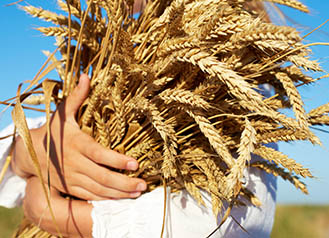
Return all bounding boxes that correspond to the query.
[65,74,90,117]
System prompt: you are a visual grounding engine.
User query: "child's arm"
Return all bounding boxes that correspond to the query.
[24,176,93,238]
[24,168,277,238]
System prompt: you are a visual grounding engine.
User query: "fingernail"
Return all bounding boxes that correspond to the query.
[136,182,147,191]
[126,161,138,170]
[130,191,141,198]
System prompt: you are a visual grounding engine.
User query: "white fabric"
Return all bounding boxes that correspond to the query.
[0,118,277,237]
[0,117,46,208]
[91,166,277,238]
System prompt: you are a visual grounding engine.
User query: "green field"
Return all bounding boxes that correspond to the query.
[0,205,328,237]
[0,206,23,238]
[272,205,329,238]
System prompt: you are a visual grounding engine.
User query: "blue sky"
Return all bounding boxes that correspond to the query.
[0,0,328,204]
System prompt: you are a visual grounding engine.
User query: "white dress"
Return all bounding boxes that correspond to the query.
[0,117,277,238]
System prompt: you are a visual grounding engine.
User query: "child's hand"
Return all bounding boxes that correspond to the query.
[12,74,147,200]
[24,176,93,238]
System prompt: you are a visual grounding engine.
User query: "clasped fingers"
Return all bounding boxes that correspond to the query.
[74,158,147,199]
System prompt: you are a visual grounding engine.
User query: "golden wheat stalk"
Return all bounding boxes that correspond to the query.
[2,1,329,237]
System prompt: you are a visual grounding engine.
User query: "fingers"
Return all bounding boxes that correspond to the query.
[70,175,142,200]
[76,157,146,194]
[65,74,90,117]
[78,133,139,171]
[53,168,144,201]
[70,185,111,201]
[41,73,148,202]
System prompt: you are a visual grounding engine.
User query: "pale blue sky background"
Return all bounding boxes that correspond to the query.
[0,0,328,204]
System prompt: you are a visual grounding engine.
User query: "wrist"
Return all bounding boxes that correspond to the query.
[11,126,46,178]
[11,135,30,178]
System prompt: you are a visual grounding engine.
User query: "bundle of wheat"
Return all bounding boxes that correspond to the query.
[2,0,329,237]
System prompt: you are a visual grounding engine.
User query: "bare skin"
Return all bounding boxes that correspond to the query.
[15,2,274,237]
[17,2,149,236]
[24,176,93,238]
[12,74,147,201]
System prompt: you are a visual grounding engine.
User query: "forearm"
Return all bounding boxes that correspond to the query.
[64,199,93,238]
[39,198,93,238]
[24,177,93,238]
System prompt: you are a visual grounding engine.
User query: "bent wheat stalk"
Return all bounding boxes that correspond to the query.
[1,0,329,237]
